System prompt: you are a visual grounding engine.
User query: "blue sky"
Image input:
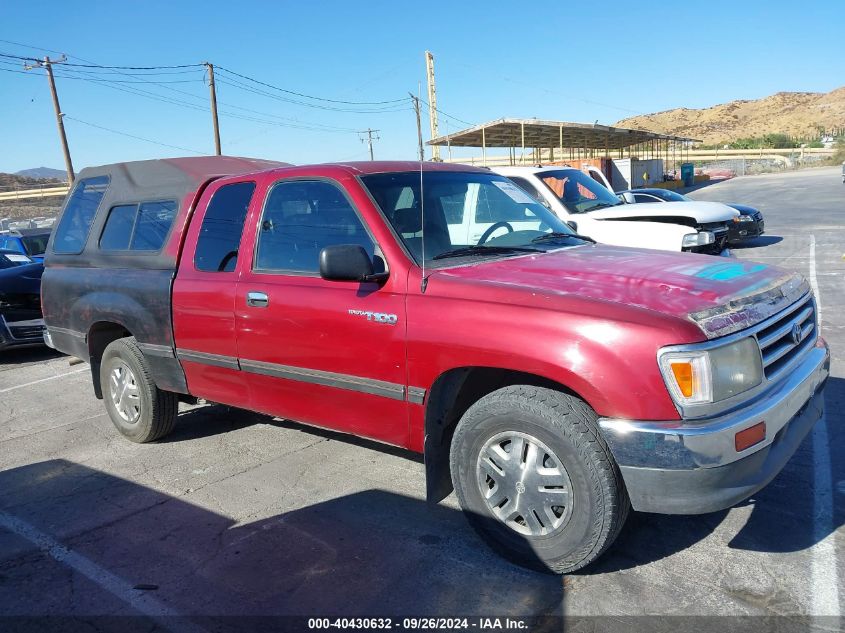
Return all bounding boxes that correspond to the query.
[1,0,842,173]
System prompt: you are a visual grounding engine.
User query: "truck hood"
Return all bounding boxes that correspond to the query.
[435,245,808,339]
[589,200,739,224]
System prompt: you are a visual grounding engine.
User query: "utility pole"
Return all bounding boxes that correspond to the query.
[205,62,222,155]
[424,51,440,161]
[359,128,380,160]
[409,93,424,161]
[26,56,74,184]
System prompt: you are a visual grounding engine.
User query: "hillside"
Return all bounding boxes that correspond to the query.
[0,172,64,221]
[0,172,63,189]
[616,87,845,145]
[15,167,68,180]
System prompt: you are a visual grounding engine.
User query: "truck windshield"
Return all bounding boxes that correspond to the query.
[538,169,623,214]
[361,171,586,265]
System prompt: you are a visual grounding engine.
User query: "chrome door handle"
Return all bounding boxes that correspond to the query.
[246,291,269,308]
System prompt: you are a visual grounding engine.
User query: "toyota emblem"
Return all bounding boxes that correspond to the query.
[791,323,802,345]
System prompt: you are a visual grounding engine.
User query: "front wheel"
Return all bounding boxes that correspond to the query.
[449,385,629,573]
[100,337,178,443]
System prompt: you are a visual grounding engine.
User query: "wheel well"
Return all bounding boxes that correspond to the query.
[88,321,132,399]
[423,367,580,503]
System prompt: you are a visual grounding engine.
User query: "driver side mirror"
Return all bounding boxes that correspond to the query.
[319,245,388,283]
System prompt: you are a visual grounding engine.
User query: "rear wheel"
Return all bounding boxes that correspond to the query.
[449,385,629,573]
[100,337,178,443]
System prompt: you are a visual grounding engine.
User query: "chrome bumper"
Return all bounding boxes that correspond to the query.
[598,338,830,514]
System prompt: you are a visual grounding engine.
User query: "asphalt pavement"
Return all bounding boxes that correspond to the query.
[0,166,842,631]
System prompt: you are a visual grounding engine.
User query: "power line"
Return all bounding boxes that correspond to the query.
[0,52,205,71]
[0,65,205,84]
[64,116,204,154]
[417,95,474,127]
[61,61,204,70]
[215,76,410,114]
[215,65,407,105]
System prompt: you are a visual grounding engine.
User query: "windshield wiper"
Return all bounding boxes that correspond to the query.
[431,245,542,261]
[531,232,596,244]
[583,201,620,212]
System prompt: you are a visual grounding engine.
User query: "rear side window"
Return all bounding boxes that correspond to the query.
[52,175,110,254]
[99,201,177,251]
[194,182,256,272]
[21,234,51,256]
[133,201,177,250]
[100,205,136,250]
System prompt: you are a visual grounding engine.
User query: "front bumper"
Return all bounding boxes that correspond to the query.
[728,218,765,242]
[598,339,829,514]
[0,315,46,350]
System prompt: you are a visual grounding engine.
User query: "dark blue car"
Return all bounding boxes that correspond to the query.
[620,188,764,243]
[0,228,52,262]
[0,249,45,350]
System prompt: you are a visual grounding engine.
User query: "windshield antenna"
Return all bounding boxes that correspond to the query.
[411,89,428,293]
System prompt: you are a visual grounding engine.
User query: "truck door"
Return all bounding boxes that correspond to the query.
[172,179,257,405]
[234,177,408,446]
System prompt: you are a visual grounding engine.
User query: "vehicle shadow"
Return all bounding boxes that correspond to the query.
[729,235,783,249]
[163,404,425,464]
[588,376,844,572]
[0,346,63,365]
[0,459,562,622]
[165,375,842,578]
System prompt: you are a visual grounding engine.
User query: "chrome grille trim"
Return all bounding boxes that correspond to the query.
[754,294,817,379]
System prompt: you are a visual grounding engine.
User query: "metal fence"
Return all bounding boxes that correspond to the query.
[0,216,56,231]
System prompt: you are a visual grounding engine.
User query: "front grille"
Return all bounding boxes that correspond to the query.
[755,294,816,380]
[9,324,45,340]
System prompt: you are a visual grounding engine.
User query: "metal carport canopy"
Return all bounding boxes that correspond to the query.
[426,118,699,150]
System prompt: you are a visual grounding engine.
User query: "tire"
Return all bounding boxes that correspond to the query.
[449,385,629,574]
[100,337,178,443]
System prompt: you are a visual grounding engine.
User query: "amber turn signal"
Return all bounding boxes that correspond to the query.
[670,362,694,398]
[735,422,766,452]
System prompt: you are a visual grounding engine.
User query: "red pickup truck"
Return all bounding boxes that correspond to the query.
[42,156,829,573]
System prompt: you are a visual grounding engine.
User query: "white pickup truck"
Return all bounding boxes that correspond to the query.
[491,165,739,255]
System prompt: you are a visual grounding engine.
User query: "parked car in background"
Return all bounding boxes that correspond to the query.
[42,157,829,574]
[0,228,53,262]
[495,166,738,255]
[620,188,764,244]
[0,249,45,350]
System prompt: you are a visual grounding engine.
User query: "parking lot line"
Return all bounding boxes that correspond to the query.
[0,510,209,633]
[808,234,840,617]
[0,367,88,394]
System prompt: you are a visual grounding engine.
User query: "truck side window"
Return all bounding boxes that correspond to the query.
[99,200,177,251]
[194,182,256,272]
[52,175,110,254]
[255,180,374,274]
[507,177,545,204]
[132,201,177,251]
[100,205,137,250]
[474,183,530,223]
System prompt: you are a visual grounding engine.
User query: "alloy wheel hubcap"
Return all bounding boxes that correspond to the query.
[109,361,141,424]
[476,431,573,537]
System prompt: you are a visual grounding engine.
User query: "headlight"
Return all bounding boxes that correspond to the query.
[658,337,763,406]
[682,231,715,248]
[737,215,754,222]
